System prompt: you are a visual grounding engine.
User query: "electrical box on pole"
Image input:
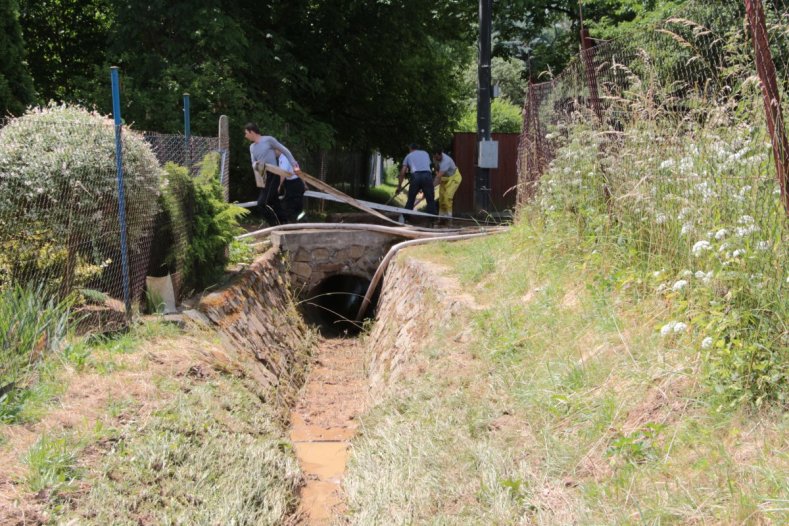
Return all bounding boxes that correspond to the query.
[478,140,499,169]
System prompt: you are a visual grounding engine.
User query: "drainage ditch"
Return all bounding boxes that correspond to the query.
[200,225,503,524]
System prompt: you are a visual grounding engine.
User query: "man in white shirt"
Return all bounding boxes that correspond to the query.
[244,122,300,225]
[398,144,437,215]
[275,149,306,223]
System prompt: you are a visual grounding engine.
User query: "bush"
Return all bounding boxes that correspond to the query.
[457,98,523,134]
[0,104,162,297]
[174,153,248,291]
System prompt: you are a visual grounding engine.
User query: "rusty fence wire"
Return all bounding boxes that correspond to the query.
[0,109,224,319]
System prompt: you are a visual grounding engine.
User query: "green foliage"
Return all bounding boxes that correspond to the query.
[0,284,74,391]
[461,56,530,106]
[18,0,111,105]
[0,104,162,293]
[186,153,248,290]
[494,0,685,77]
[152,163,195,276]
[24,433,82,494]
[457,98,523,134]
[606,423,666,465]
[534,13,789,406]
[0,285,74,425]
[16,1,477,202]
[0,0,35,116]
[227,238,255,266]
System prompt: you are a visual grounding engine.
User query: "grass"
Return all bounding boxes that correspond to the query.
[1,302,304,525]
[25,433,83,494]
[344,220,789,524]
[60,375,300,525]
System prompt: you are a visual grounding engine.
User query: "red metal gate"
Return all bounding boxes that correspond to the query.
[450,132,520,215]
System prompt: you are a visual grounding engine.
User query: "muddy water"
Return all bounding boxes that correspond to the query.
[289,338,367,524]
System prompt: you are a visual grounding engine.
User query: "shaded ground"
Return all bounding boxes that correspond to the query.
[289,337,368,525]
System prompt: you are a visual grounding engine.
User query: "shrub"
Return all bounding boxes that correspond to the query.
[457,98,523,134]
[182,153,248,290]
[147,161,193,279]
[0,104,162,297]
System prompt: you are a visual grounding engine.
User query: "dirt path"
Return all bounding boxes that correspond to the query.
[290,337,367,524]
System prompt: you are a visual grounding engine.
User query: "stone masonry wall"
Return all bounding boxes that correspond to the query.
[195,248,312,408]
[272,229,401,297]
[366,254,459,390]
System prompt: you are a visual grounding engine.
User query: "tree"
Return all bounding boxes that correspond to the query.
[18,0,111,105]
[0,0,35,116]
[276,0,477,157]
[493,0,682,78]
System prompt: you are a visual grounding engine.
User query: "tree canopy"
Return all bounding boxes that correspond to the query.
[494,0,683,79]
[0,0,35,117]
[6,0,685,197]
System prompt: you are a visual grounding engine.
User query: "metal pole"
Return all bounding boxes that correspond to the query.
[744,0,789,217]
[579,3,603,122]
[110,67,132,320]
[476,0,492,213]
[183,93,191,170]
[218,114,230,200]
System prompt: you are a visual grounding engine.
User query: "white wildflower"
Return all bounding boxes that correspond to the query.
[733,249,746,258]
[714,228,728,240]
[672,280,688,292]
[756,240,771,251]
[673,322,688,333]
[659,159,675,170]
[681,222,694,236]
[701,337,713,350]
[738,215,755,224]
[680,270,693,278]
[660,321,677,336]
[692,240,712,257]
[655,213,668,224]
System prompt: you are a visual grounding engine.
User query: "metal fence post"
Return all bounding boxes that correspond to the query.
[580,27,603,123]
[744,0,789,217]
[218,115,230,201]
[110,67,132,320]
[183,93,191,171]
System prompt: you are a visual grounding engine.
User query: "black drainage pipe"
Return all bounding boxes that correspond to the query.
[300,274,377,337]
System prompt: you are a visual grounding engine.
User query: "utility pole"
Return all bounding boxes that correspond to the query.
[476,0,493,213]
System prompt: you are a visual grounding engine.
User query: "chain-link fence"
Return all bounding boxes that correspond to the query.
[518,0,789,254]
[0,107,225,319]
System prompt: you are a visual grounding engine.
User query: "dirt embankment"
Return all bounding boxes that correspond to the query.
[0,248,314,525]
